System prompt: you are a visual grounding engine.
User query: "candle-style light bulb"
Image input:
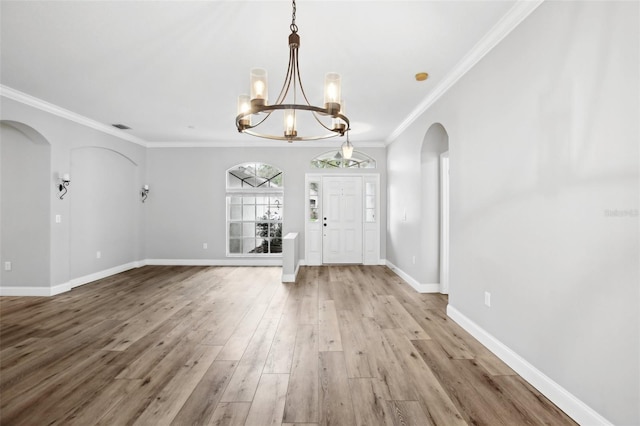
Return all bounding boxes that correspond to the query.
[327,84,337,101]
[284,109,297,140]
[324,72,341,115]
[254,81,265,98]
[250,68,268,107]
[237,95,251,128]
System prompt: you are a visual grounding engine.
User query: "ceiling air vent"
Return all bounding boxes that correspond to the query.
[112,124,131,130]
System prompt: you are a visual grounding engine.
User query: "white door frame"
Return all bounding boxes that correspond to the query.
[439,151,450,294]
[304,173,380,266]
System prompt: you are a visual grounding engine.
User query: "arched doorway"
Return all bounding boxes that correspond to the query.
[69,147,139,281]
[0,121,51,291]
[420,123,449,293]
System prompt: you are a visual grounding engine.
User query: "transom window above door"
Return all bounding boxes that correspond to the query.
[311,150,376,169]
[227,163,282,188]
[226,163,283,256]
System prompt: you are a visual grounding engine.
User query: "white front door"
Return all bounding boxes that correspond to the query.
[322,176,363,264]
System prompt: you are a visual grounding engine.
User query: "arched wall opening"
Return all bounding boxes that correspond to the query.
[0,120,52,289]
[420,122,449,292]
[70,146,139,281]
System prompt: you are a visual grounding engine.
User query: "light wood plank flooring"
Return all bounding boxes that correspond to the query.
[0,265,576,425]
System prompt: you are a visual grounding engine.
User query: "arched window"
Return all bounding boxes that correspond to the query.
[311,150,376,169]
[226,163,283,255]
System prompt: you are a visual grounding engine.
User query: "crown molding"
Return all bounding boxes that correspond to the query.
[385,0,544,145]
[0,85,149,147]
[0,84,385,150]
[146,140,387,149]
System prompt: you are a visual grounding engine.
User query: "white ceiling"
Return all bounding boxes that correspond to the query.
[0,0,528,146]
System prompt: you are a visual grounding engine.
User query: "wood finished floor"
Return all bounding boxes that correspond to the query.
[0,265,576,426]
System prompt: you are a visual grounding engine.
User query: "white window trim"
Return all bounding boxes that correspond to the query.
[226,163,284,257]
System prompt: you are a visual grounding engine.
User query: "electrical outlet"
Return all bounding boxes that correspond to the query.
[484,291,491,307]
[4,261,11,271]
[96,251,101,259]
[203,243,208,249]
[55,214,61,223]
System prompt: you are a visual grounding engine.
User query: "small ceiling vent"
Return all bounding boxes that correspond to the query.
[112,123,131,130]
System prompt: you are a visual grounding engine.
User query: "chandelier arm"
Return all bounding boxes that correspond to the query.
[236,112,270,133]
[250,111,271,127]
[237,102,349,134]
[236,106,274,131]
[311,112,339,133]
[254,105,347,119]
[310,111,350,135]
[242,103,329,115]
[273,45,296,105]
[292,48,297,105]
[293,44,314,107]
[287,46,298,103]
[242,128,339,142]
[293,45,349,134]
[281,60,295,106]
[237,104,348,139]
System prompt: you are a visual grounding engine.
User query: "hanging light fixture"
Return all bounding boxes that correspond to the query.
[235,0,350,142]
[341,132,354,160]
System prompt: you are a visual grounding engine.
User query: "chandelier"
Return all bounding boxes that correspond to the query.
[235,0,350,143]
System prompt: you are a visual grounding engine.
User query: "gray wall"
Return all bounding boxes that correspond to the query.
[0,97,147,291]
[145,146,387,263]
[70,147,141,278]
[386,1,639,424]
[0,93,386,293]
[0,122,51,288]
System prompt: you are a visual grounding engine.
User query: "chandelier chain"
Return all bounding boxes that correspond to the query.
[290,0,298,33]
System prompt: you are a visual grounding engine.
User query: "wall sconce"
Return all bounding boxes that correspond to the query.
[141,184,149,203]
[58,173,70,199]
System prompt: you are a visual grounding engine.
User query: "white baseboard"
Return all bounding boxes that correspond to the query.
[385,260,440,293]
[51,281,71,295]
[70,261,144,289]
[0,261,144,296]
[0,262,144,296]
[1,259,388,296]
[1,259,279,297]
[0,281,71,297]
[296,259,387,267]
[446,304,612,426]
[282,262,301,283]
[145,258,282,267]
